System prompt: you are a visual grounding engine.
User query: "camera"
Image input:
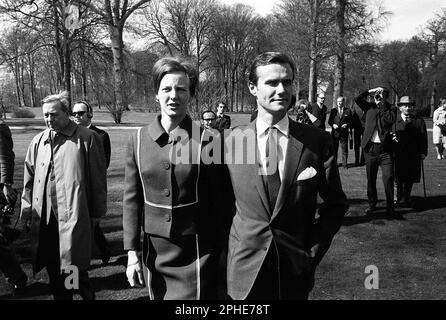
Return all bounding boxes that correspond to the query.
[0,188,18,225]
[1,204,15,225]
[374,92,383,101]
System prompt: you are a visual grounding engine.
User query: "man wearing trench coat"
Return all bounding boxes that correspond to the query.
[21,91,107,300]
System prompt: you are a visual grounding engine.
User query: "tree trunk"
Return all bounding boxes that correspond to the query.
[53,1,63,90]
[63,30,72,107]
[308,0,319,104]
[333,0,346,108]
[28,54,36,108]
[110,24,128,115]
[430,80,437,117]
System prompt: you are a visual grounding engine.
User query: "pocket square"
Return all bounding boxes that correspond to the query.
[297,167,317,181]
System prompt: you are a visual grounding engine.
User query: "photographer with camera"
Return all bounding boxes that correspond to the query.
[355,87,398,217]
[0,115,27,296]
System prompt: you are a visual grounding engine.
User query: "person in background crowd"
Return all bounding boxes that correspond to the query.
[215,102,231,130]
[328,96,353,168]
[225,51,348,300]
[123,56,228,300]
[72,100,112,265]
[0,114,27,296]
[201,110,217,130]
[21,91,107,300]
[355,87,397,217]
[393,96,427,207]
[310,92,328,131]
[294,99,322,127]
[432,99,446,160]
[350,101,366,166]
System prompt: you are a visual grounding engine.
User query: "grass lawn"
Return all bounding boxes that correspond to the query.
[1,111,445,300]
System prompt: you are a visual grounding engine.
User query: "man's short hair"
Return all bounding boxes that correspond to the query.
[41,91,71,114]
[201,110,216,120]
[248,52,296,85]
[152,56,198,97]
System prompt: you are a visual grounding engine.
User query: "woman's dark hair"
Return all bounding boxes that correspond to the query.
[152,56,198,97]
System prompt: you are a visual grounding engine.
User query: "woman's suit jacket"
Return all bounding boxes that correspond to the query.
[225,119,348,300]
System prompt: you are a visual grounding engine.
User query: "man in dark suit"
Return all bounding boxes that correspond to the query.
[0,117,27,296]
[350,103,366,166]
[328,96,352,168]
[310,92,328,131]
[354,87,397,217]
[394,96,428,207]
[72,100,111,264]
[215,102,231,130]
[224,52,348,300]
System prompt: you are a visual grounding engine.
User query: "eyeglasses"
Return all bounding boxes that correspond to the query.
[203,118,215,121]
[72,111,86,116]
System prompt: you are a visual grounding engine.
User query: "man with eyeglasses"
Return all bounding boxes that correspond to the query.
[310,93,328,131]
[201,110,217,130]
[72,101,111,265]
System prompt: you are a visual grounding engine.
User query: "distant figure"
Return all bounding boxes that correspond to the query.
[310,92,328,131]
[215,102,231,130]
[0,116,27,296]
[394,96,427,207]
[355,87,397,217]
[294,99,321,127]
[432,99,446,160]
[328,96,352,168]
[72,100,112,265]
[350,102,366,166]
[201,110,217,130]
[21,91,107,300]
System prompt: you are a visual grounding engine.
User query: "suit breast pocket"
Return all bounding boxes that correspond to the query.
[294,177,318,203]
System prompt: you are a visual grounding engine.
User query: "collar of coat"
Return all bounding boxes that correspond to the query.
[148,114,194,142]
[43,120,77,145]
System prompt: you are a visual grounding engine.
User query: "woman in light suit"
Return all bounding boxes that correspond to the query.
[123,57,228,300]
[433,99,446,159]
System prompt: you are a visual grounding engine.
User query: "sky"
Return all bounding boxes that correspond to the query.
[218,0,446,42]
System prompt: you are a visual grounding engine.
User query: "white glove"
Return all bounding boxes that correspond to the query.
[126,250,145,287]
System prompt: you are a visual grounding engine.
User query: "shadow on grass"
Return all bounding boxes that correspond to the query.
[342,195,446,227]
[0,280,51,300]
[410,195,446,212]
[90,272,129,292]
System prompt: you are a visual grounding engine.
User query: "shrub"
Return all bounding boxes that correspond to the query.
[10,108,36,118]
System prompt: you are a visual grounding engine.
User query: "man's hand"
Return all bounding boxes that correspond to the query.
[333,124,339,129]
[3,184,17,206]
[421,154,426,160]
[126,250,145,287]
[368,87,383,93]
[341,124,348,129]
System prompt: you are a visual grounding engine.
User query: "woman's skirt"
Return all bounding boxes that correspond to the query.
[433,125,446,144]
[142,233,219,300]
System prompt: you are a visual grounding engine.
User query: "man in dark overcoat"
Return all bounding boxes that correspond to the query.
[394,96,428,206]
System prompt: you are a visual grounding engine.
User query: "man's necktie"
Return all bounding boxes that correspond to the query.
[265,127,281,211]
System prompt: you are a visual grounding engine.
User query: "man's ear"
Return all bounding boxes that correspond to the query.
[248,81,257,97]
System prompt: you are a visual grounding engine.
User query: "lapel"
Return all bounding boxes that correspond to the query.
[244,121,273,218]
[271,120,304,220]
